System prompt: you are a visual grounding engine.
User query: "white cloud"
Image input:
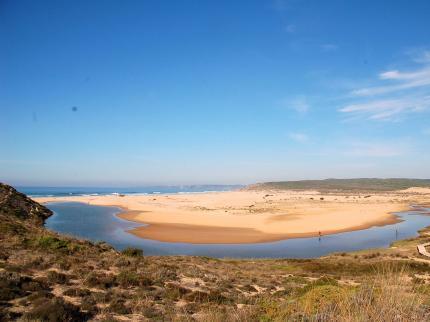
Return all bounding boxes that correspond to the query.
[379,68,430,80]
[339,51,430,121]
[352,67,430,96]
[288,132,308,143]
[339,96,430,120]
[281,96,309,114]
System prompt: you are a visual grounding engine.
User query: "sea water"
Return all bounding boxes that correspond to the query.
[17,185,241,198]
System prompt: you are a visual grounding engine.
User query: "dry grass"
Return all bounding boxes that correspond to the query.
[301,265,428,321]
[178,264,430,322]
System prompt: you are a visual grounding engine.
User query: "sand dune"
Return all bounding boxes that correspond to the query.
[35,188,430,244]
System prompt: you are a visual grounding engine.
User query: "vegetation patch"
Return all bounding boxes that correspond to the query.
[22,297,88,321]
[255,178,430,192]
[84,272,116,289]
[121,247,143,257]
[116,270,141,287]
[47,270,69,284]
[34,235,73,252]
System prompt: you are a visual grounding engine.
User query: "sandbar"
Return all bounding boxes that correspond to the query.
[34,188,430,244]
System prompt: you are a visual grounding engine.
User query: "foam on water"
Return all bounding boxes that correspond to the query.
[18,185,241,198]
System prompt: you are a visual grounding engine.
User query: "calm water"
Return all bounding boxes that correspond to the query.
[17,185,241,198]
[45,202,430,258]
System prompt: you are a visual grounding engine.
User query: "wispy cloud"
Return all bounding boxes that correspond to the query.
[344,141,405,157]
[412,50,430,63]
[321,43,338,52]
[285,24,296,33]
[351,68,430,96]
[281,96,309,114]
[339,96,430,120]
[288,132,308,143]
[339,50,430,121]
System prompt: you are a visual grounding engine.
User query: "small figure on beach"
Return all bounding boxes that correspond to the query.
[318,231,322,241]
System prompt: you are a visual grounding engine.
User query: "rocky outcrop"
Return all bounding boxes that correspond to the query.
[0,183,52,225]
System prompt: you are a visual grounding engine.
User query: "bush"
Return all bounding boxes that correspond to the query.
[80,295,97,313]
[47,271,68,284]
[121,247,143,257]
[84,272,116,289]
[35,236,70,251]
[0,271,30,301]
[27,290,54,301]
[299,276,338,295]
[23,297,88,321]
[21,279,48,292]
[63,288,91,297]
[33,235,84,254]
[55,258,72,270]
[165,283,191,300]
[109,298,131,314]
[116,271,140,287]
[299,284,348,314]
[141,306,163,318]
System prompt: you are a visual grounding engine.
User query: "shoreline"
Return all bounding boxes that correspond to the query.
[33,189,429,244]
[116,208,403,244]
[42,200,405,244]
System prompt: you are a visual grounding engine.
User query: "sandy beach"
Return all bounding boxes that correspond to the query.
[34,188,430,244]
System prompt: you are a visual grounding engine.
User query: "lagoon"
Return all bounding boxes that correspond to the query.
[45,202,430,258]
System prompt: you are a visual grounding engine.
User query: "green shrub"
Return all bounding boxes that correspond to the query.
[257,297,287,322]
[116,271,140,287]
[299,276,338,295]
[35,236,70,251]
[299,284,348,314]
[33,235,84,254]
[84,272,116,289]
[22,297,88,321]
[121,247,143,257]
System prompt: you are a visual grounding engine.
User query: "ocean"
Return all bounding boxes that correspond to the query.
[16,185,242,198]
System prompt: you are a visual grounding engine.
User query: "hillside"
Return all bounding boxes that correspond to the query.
[0,183,52,225]
[1,182,430,321]
[248,178,430,192]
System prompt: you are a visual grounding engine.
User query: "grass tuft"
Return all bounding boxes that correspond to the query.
[121,247,143,257]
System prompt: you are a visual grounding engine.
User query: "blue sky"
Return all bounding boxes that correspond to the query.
[1,0,430,186]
